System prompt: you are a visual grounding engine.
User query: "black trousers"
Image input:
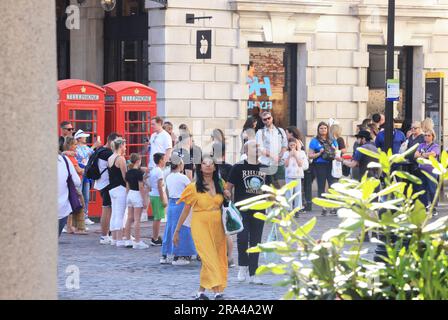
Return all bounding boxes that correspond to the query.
[237,210,265,276]
[314,162,335,198]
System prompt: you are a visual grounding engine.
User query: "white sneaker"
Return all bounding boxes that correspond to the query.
[116,240,127,247]
[249,275,263,285]
[237,266,248,282]
[62,227,67,233]
[160,256,170,264]
[110,239,117,246]
[172,257,190,266]
[85,218,95,225]
[133,241,149,249]
[125,240,134,248]
[100,236,111,245]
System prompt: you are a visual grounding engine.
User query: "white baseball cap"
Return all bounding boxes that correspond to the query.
[74,129,90,140]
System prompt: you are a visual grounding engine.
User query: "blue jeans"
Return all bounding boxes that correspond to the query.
[82,179,90,219]
[420,171,438,207]
[285,177,303,210]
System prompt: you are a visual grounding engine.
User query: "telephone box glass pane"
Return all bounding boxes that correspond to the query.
[69,110,98,145]
[124,111,150,166]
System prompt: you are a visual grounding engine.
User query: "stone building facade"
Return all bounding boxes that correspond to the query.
[60,0,448,161]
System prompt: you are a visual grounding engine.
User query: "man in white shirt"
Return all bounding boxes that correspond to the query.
[148,116,173,169]
[255,111,288,188]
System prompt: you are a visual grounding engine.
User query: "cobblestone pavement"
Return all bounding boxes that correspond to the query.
[58,206,447,300]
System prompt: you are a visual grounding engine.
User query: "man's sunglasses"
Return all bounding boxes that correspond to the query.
[262,117,272,122]
[63,128,74,131]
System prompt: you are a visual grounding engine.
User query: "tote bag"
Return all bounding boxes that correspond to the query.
[62,156,82,213]
[222,201,244,235]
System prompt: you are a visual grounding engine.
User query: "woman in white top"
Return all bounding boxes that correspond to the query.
[160,159,197,265]
[107,137,127,247]
[282,138,309,215]
[58,153,81,237]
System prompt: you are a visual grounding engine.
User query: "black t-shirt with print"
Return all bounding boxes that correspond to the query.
[125,169,144,191]
[228,161,272,203]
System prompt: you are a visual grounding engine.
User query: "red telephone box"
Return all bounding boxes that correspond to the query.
[57,79,106,217]
[103,81,157,167]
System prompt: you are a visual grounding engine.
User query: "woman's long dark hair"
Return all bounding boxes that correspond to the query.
[243,117,257,131]
[287,126,304,144]
[195,155,223,195]
[316,121,330,142]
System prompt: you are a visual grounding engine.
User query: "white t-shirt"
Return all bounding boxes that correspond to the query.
[148,167,164,197]
[149,130,173,169]
[282,150,309,179]
[166,172,190,199]
[58,155,81,219]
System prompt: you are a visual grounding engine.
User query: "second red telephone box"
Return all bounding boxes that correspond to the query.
[57,79,106,217]
[103,81,157,167]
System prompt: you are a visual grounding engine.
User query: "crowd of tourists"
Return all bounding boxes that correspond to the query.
[57,109,441,300]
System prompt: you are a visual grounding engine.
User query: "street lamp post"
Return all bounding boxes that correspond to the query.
[375,0,396,263]
[384,0,395,151]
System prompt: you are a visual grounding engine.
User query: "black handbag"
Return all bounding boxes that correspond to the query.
[62,156,83,213]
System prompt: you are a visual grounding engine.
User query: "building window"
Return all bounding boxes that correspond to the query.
[104,0,148,85]
[367,46,413,121]
[56,0,70,80]
[247,43,297,129]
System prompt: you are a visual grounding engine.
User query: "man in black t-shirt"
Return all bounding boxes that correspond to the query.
[224,141,272,285]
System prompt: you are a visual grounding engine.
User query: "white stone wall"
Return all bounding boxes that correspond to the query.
[148,0,448,155]
[147,0,247,162]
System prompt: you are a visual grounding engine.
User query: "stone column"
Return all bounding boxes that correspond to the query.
[70,0,105,84]
[0,0,57,299]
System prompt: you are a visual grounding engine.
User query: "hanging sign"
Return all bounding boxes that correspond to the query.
[386,79,400,102]
[196,30,212,59]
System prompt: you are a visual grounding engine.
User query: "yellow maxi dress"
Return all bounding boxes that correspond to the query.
[178,183,228,291]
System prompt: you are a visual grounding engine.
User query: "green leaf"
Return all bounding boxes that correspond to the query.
[247,246,262,253]
[422,216,448,234]
[339,218,363,231]
[421,170,439,185]
[322,229,348,242]
[234,194,272,207]
[409,200,427,227]
[253,212,267,221]
[240,200,274,211]
[376,182,406,197]
[357,147,380,160]
[392,171,422,185]
[429,155,444,175]
[279,180,298,194]
[361,179,380,201]
[441,150,448,168]
[295,217,317,237]
[261,184,276,194]
[312,198,344,208]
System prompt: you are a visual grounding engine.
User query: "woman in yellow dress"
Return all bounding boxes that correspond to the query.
[173,156,228,300]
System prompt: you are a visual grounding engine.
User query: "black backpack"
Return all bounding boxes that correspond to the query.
[85,147,108,180]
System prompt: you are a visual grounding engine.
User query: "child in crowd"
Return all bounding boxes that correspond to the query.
[124,153,149,249]
[161,158,197,265]
[148,153,168,246]
[283,138,309,214]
